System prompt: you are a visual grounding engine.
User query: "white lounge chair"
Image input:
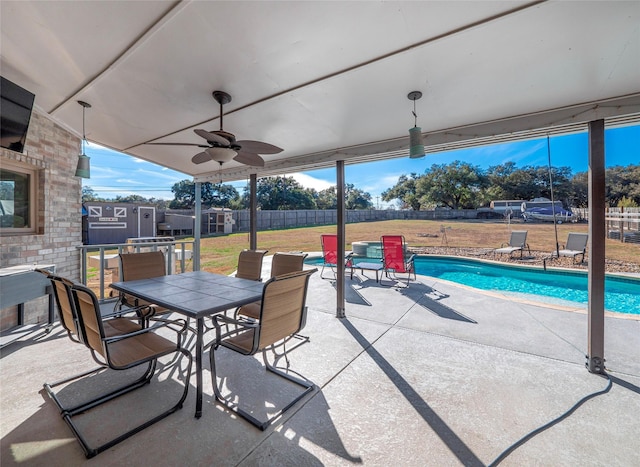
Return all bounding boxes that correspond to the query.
[495,230,530,258]
[552,232,588,263]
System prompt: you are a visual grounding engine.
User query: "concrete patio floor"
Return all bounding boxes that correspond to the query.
[2,256,639,466]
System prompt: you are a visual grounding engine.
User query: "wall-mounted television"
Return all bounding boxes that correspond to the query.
[1,76,35,153]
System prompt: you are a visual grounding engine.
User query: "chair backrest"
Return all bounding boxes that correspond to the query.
[236,249,268,281]
[321,234,338,265]
[509,230,528,248]
[270,252,307,278]
[119,251,166,281]
[45,273,82,342]
[71,283,107,358]
[381,235,408,273]
[257,269,316,350]
[565,232,588,251]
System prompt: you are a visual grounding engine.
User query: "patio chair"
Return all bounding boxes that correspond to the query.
[320,234,353,279]
[42,272,82,343]
[552,232,588,263]
[494,230,530,258]
[380,235,416,286]
[235,249,269,281]
[117,251,172,324]
[43,274,161,415]
[42,271,145,347]
[209,269,317,430]
[236,252,308,320]
[47,283,192,459]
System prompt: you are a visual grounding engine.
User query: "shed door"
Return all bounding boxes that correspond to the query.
[138,207,156,237]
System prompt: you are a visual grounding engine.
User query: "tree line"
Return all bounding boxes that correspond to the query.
[82,162,639,211]
[382,161,640,210]
[82,176,373,210]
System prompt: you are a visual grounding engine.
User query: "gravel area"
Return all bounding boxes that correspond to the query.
[408,246,640,275]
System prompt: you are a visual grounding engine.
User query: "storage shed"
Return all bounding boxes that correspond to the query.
[82,202,156,245]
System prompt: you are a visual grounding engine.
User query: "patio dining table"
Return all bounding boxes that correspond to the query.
[110,271,264,418]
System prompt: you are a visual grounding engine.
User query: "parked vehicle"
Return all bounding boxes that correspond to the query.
[523,206,575,223]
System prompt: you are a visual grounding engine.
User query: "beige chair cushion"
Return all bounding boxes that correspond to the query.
[103,317,141,337]
[107,332,177,368]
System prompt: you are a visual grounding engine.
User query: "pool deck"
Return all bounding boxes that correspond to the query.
[1,254,639,465]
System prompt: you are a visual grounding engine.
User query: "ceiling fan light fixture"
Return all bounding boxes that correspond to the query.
[407,91,425,159]
[206,147,237,163]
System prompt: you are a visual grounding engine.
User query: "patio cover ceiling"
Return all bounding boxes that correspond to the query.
[1,1,639,183]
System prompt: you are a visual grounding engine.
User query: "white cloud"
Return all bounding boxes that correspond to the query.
[290,172,333,191]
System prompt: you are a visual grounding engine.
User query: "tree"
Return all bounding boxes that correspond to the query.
[606,165,640,207]
[315,186,337,210]
[255,176,316,210]
[81,186,102,202]
[416,161,488,209]
[381,173,423,210]
[114,194,148,204]
[569,172,589,208]
[618,196,639,208]
[345,184,373,210]
[169,180,239,209]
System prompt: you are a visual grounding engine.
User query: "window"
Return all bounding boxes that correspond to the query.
[0,161,37,234]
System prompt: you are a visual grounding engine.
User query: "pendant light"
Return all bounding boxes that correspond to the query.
[407,91,425,159]
[74,100,91,178]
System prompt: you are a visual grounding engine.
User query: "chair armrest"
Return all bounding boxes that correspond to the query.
[345,252,354,267]
[104,305,150,320]
[147,316,189,334]
[209,314,258,349]
[102,318,185,344]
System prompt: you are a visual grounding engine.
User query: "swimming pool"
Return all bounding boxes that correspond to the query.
[310,255,640,315]
[412,256,639,315]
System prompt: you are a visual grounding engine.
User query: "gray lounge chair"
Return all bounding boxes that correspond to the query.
[552,232,588,263]
[495,230,530,258]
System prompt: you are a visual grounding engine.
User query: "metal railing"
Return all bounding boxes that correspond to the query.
[77,240,195,301]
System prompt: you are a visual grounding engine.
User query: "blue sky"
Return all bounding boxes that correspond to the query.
[85,125,638,208]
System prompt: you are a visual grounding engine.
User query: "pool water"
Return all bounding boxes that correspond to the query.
[413,257,639,315]
[309,255,640,315]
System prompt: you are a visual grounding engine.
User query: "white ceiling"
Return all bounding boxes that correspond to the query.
[2,1,639,183]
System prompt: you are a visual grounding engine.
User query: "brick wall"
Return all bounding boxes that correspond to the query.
[1,109,82,330]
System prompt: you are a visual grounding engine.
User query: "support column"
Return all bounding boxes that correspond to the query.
[249,174,257,250]
[194,181,201,271]
[336,160,346,318]
[587,119,606,374]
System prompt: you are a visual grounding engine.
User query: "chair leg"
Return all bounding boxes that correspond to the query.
[52,349,192,459]
[320,263,336,280]
[44,361,155,416]
[210,345,314,431]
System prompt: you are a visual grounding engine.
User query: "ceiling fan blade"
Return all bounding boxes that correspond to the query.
[236,140,283,154]
[147,142,209,147]
[234,151,265,167]
[194,129,229,146]
[191,151,212,164]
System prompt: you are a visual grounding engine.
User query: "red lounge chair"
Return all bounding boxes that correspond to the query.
[381,235,416,286]
[320,234,352,279]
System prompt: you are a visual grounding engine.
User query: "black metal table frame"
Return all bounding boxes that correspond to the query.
[110,271,264,418]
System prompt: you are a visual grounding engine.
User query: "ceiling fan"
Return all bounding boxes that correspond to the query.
[149,90,283,167]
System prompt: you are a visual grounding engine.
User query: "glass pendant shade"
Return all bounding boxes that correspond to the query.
[206,147,237,163]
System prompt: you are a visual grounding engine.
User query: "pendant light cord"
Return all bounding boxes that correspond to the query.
[82,105,86,154]
[412,99,418,128]
[547,134,560,258]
